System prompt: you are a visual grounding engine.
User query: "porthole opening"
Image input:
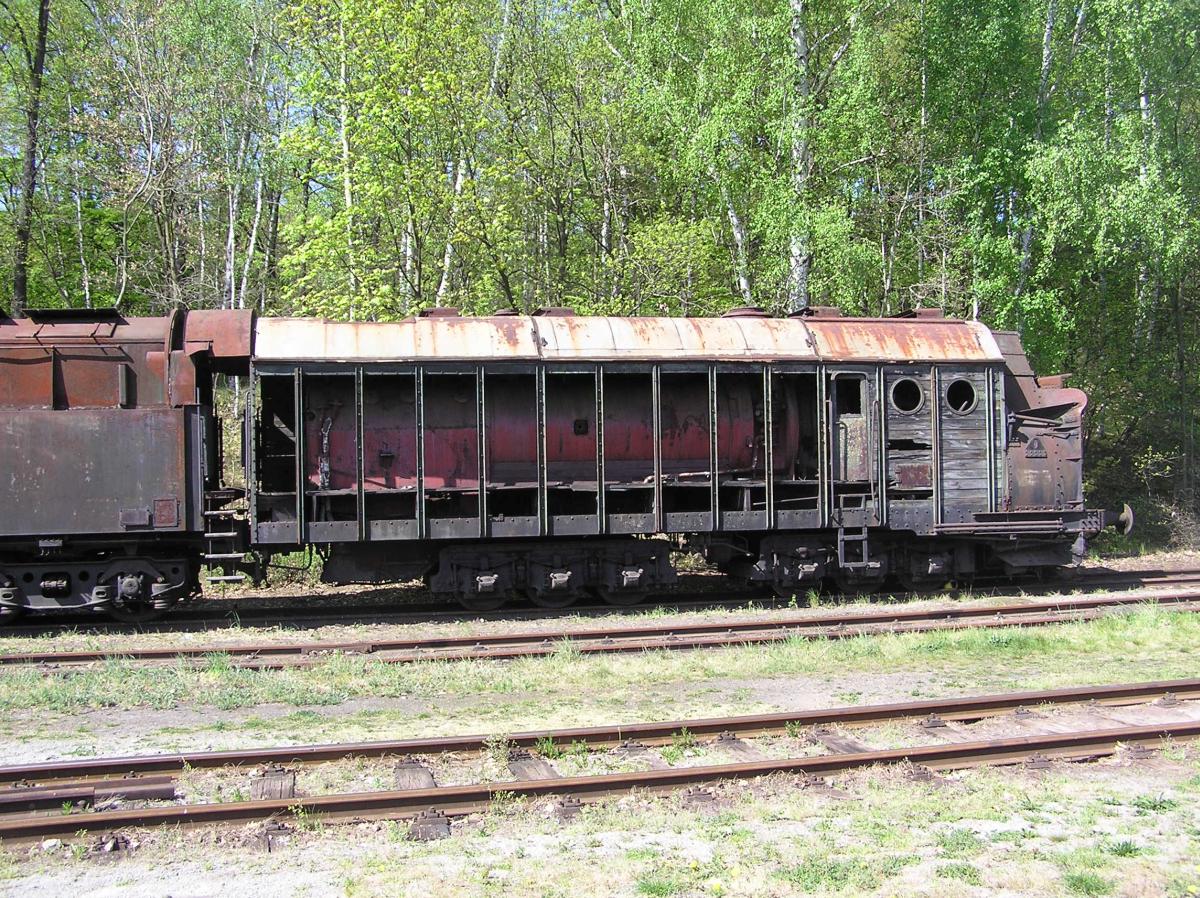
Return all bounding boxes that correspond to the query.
[891,378,923,414]
[946,379,977,414]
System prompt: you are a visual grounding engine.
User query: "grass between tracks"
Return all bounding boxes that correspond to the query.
[333,763,1200,897]
[0,606,1195,718]
[330,763,1200,898]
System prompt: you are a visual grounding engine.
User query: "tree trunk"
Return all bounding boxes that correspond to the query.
[787,0,813,312]
[435,0,511,305]
[237,171,265,309]
[917,0,927,288]
[339,15,358,317]
[1015,0,1058,301]
[12,0,52,316]
[720,182,752,304]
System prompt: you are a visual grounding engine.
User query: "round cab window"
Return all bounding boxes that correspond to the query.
[890,378,923,414]
[946,379,977,414]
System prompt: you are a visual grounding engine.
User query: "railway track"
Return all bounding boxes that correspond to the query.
[0,678,1194,842]
[5,566,1199,638]
[2,587,1197,670]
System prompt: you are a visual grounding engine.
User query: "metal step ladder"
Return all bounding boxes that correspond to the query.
[837,525,872,571]
[203,495,248,585]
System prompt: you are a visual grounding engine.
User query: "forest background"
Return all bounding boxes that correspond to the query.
[0,0,1195,541]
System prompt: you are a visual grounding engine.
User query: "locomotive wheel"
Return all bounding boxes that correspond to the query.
[522,588,578,610]
[0,604,23,625]
[589,587,646,607]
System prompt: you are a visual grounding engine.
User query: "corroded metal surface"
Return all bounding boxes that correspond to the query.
[0,310,254,408]
[254,314,1005,364]
[0,408,188,536]
[806,318,1001,364]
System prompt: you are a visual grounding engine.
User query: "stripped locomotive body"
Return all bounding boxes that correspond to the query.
[0,305,1129,620]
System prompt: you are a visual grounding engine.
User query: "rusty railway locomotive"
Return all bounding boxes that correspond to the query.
[0,305,1129,621]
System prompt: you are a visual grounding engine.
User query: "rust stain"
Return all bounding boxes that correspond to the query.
[256,314,1002,364]
[894,462,933,489]
[804,319,999,363]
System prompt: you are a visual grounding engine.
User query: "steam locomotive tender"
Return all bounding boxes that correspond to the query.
[0,305,1130,620]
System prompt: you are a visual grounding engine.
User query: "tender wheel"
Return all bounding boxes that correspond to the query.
[590,587,646,607]
[830,574,880,598]
[522,588,578,610]
[108,600,165,624]
[894,571,942,594]
[455,592,508,613]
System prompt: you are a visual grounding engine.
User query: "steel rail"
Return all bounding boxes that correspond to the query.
[223,600,1199,669]
[5,568,1200,638]
[0,776,176,813]
[1,720,1195,841]
[2,590,1197,669]
[1,678,1193,786]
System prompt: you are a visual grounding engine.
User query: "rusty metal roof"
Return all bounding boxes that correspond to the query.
[253,315,1004,364]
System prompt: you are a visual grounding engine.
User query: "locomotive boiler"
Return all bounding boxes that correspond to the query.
[0,304,1131,620]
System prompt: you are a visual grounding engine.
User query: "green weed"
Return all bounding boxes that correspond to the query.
[778,855,915,891]
[937,828,984,858]
[937,862,982,885]
[1103,839,1142,857]
[1132,794,1178,813]
[1064,872,1113,896]
[635,874,684,896]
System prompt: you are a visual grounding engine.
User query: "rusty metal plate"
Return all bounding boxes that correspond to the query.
[54,350,123,408]
[0,349,53,408]
[0,408,188,537]
[181,309,254,367]
[254,315,1004,365]
[153,498,179,529]
[806,319,1003,362]
[894,462,933,489]
[255,317,542,362]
